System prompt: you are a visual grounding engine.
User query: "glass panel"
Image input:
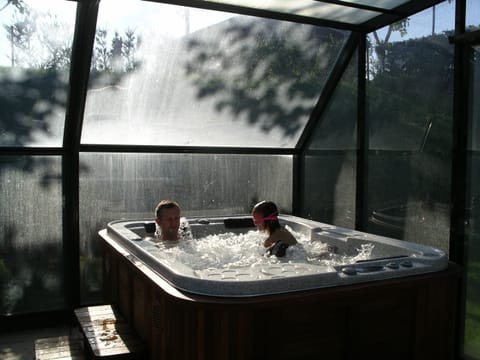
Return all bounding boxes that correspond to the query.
[201,0,381,24]
[0,0,76,147]
[466,0,480,29]
[307,51,358,151]
[0,156,64,315]
[365,1,455,253]
[302,152,356,228]
[81,0,348,148]
[464,47,480,360]
[79,152,292,303]
[372,1,455,43]
[340,0,409,9]
[301,51,357,228]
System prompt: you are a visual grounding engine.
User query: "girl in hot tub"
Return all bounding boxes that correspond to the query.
[252,201,297,257]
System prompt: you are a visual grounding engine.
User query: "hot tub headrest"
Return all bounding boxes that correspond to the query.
[224,217,255,229]
[144,218,254,232]
[144,221,156,234]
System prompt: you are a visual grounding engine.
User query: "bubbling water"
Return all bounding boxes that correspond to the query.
[149,225,374,271]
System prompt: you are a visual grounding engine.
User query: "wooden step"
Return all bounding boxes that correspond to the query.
[74,305,146,359]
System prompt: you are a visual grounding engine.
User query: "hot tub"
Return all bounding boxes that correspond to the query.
[103,214,447,297]
[100,214,458,360]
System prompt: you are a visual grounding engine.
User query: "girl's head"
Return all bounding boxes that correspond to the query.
[252,201,281,234]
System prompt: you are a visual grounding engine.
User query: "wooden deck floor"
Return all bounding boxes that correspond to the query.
[0,326,80,360]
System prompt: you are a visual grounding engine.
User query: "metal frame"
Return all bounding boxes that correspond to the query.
[355,35,367,231]
[78,144,299,155]
[450,1,470,358]
[62,0,100,311]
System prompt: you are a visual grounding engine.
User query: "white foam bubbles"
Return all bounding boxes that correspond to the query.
[149,225,374,272]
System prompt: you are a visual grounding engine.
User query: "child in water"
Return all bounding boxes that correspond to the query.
[252,201,297,257]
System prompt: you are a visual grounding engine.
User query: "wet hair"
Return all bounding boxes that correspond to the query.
[155,199,180,219]
[252,200,281,234]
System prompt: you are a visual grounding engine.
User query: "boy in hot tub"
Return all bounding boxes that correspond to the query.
[252,201,297,257]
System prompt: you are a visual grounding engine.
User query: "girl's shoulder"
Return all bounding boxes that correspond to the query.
[272,227,297,245]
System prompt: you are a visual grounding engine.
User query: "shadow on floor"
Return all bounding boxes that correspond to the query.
[0,326,79,360]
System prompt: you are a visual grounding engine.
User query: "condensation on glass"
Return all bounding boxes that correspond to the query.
[0,156,64,315]
[79,152,292,302]
[0,1,76,147]
[81,0,349,148]
[364,1,455,253]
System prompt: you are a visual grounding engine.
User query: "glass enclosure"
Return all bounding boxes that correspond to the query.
[0,0,76,316]
[365,1,455,253]
[0,1,478,357]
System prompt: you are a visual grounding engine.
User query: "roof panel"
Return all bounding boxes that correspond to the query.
[198,0,381,24]
[338,0,409,10]
[153,0,447,32]
[294,3,379,24]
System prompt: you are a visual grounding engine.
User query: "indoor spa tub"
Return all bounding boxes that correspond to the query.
[99,214,459,360]
[104,214,448,297]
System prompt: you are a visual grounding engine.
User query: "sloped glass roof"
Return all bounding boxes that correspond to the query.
[202,0,388,24]
[151,0,445,31]
[0,0,448,149]
[81,1,349,148]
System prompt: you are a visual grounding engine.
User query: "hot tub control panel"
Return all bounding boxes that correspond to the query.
[339,259,425,279]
